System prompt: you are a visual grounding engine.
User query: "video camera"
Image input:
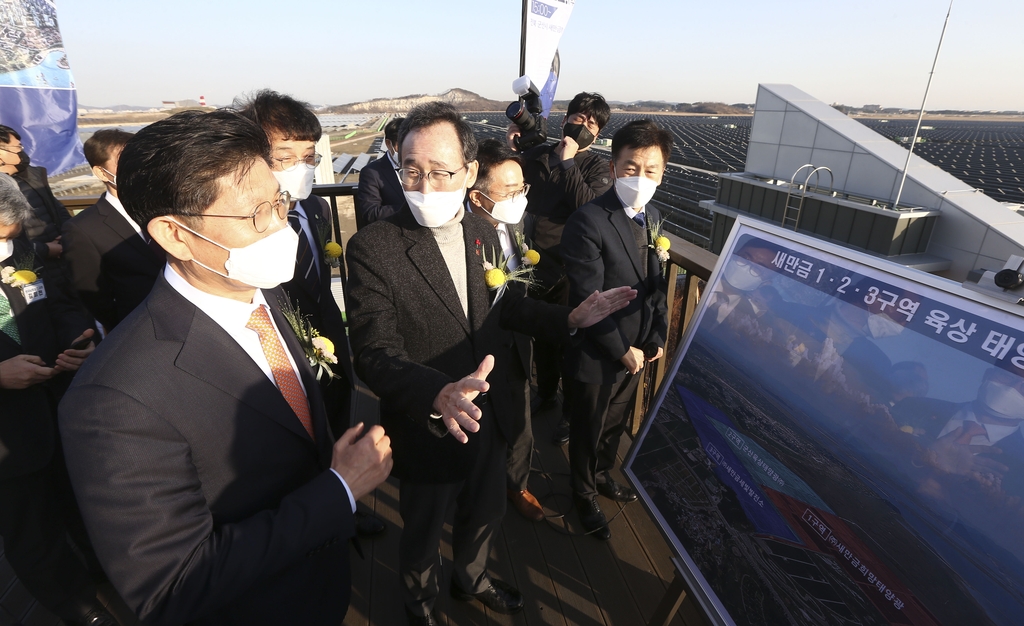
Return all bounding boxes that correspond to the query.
[506,76,547,152]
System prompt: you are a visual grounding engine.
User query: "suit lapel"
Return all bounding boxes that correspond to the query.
[291,199,325,303]
[462,216,496,333]
[151,280,317,450]
[268,292,332,459]
[607,200,645,281]
[402,218,471,336]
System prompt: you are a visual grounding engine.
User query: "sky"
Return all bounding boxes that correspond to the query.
[58,0,1023,111]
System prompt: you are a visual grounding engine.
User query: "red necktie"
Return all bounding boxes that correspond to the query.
[246,304,315,441]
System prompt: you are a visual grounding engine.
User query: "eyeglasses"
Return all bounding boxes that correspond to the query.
[395,164,468,189]
[202,190,291,233]
[0,146,23,155]
[481,184,530,203]
[272,153,322,171]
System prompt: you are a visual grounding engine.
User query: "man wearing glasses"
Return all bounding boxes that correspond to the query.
[465,139,544,523]
[346,103,636,625]
[58,110,393,626]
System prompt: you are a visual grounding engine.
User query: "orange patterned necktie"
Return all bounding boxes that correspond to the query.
[246,304,315,441]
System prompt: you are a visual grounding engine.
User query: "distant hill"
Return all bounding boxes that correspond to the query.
[325,88,506,114]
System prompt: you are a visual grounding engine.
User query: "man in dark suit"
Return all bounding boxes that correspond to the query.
[466,139,544,522]
[561,120,672,540]
[62,129,164,331]
[0,174,115,626]
[346,103,635,625]
[355,117,406,229]
[236,89,383,536]
[58,110,393,626]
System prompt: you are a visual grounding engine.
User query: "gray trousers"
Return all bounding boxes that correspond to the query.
[398,417,508,616]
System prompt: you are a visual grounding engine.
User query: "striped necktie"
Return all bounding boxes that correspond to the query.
[0,291,19,344]
[288,209,321,302]
[246,304,315,441]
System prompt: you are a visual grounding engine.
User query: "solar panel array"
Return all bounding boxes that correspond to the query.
[460,112,1024,248]
[858,119,1024,205]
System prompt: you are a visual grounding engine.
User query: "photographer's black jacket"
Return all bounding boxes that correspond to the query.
[521,145,611,221]
[521,145,612,291]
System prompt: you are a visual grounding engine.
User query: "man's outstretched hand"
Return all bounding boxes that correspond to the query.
[331,422,393,501]
[567,286,638,329]
[433,355,494,444]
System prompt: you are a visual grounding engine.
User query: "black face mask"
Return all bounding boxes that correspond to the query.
[14,152,29,174]
[563,123,595,150]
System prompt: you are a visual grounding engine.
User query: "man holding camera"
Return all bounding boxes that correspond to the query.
[510,92,612,445]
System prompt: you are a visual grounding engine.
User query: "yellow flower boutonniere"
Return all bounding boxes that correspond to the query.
[279,298,338,381]
[2,254,41,291]
[512,229,540,267]
[481,245,537,291]
[648,218,671,264]
[315,221,343,268]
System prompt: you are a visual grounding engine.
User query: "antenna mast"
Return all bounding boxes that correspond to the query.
[892,0,954,210]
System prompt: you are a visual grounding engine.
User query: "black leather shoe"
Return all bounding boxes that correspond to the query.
[404,606,440,625]
[551,417,570,446]
[355,511,386,537]
[597,478,637,503]
[77,607,119,626]
[575,495,611,540]
[450,577,524,614]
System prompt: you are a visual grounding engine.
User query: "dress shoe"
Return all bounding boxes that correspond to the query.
[551,417,571,446]
[507,488,545,522]
[404,606,440,625]
[355,511,386,536]
[575,495,611,541]
[76,607,119,626]
[450,577,524,614]
[597,478,637,503]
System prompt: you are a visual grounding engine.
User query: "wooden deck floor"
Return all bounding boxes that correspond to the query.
[0,377,709,626]
[344,381,709,626]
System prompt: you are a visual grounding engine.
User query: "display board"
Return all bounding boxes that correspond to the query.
[624,218,1024,626]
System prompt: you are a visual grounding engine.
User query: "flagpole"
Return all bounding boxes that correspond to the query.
[519,0,528,76]
[892,0,953,210]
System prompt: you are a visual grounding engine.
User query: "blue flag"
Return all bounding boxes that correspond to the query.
[0,2,86,175]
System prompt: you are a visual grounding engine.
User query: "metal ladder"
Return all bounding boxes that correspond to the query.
[782,164,834,230]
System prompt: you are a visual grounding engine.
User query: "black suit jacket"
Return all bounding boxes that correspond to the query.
[561,189,669,385]
[16,165,69,249]
[346,210,567,483]
[58,276,355,626]
[61,194,163,330]
[353,154,406,230]
[280,197,355,389]
[0,241,89,479]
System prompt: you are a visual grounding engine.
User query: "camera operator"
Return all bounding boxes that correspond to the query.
[508,92,612,445]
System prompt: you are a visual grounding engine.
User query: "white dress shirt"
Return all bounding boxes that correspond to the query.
[163,265,355,511]
[106,192,147,242]
[466,202,518,269]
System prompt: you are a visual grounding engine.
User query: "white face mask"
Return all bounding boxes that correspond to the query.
[722,257,763,292]
[173,221,298,289]
[0,239,13,263]
[979,380,1024,421]
[480,193,528,225]
[404,184,467,228]
[612,165,659,209]
[273,164,315,200]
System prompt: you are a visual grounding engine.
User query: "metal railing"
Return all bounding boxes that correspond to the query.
[630,232,718,436]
